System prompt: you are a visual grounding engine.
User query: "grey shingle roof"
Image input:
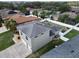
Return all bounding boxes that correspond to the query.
[17,22,50,38]
[17,21,63,39]
[41,35,79,58]
[31,23,50,38]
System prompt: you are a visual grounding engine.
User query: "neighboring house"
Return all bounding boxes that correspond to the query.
[71,6,79,13]
[0,8,10,18]
[30,8,52,17]
[41,35,79,58]
[6,14,41,25]
[0,8,23,19]
[17,22,61,52]
[60,12,77,19]
[60,12,77,25]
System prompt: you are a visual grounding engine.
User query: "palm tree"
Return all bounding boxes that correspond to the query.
[4,19,10,29]
[4,19,17,33]
[9,19,17,33]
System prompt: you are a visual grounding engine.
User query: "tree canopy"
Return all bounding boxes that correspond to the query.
[32,10,38,17]
[75,15,79,22]
[4,19,17,33]
[58,3,71,13]
[58,14,69,23]
[39,10,47,19]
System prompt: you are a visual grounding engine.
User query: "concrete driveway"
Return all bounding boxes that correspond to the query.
[0,42,32,58]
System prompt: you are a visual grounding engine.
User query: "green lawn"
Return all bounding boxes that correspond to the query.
[0,31,14,51]
[27,39,64,58]
[64,30,79,39]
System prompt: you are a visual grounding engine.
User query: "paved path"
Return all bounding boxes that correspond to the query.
[0,42,32,58]
[60,36,69,41]
[62,23,79,36]
[0,26,8,33]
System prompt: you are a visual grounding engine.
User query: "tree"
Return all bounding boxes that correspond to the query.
[46,11,52,17]
[0,2,15,10]
[58,14,69,23]
[32,10,38,17]
[39,10,47,19]
[4,19,17,33]
[9,19,17,33]
[4,19,10,29]
[19,5,26,13]
[75,15,79,22]
[0,15,3,27]
[18,4,30,15]
[58,3,71,13]
[0,20,2,27]
[51,9,57,15]
[58,14,76,25]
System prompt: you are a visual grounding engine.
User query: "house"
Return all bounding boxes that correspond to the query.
[0,9,23,19]
[60,12,77,19]
[5,14,41,43]
[41,35,79,58]
[0,9,10,18]
[71,6,79,13]
[60,12,77,25]
[6,14,41,25]
[17,22,61,52]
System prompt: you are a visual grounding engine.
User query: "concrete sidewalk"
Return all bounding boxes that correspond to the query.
[0,26,8,33]
[0,42,32,58]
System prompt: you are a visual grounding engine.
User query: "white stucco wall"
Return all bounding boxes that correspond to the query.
[19,30,27,45]
[19,30,32,50]
[19,29,54,52]
[31,30,52,52]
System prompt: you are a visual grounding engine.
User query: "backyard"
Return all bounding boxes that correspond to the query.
[27,39,64,58]
[0,30,14,51]
[64,30,79,39]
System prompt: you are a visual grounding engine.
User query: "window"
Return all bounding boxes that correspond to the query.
[49,30,55,36]
[26,36,28,40]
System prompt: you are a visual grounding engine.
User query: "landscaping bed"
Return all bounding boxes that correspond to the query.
[64,30,79,39]
[27,39,64,58]
[0,31,14,51]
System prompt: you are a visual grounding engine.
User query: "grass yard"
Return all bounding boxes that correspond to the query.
[64,30,79,39]
[0,31,14,51]
[27,39,64,58]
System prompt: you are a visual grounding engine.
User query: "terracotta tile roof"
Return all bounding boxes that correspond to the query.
[6,14,40,24]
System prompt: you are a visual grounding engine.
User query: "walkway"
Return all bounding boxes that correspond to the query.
[62,23,79,36]
[0,26,8,33]
[0,42,32,58]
